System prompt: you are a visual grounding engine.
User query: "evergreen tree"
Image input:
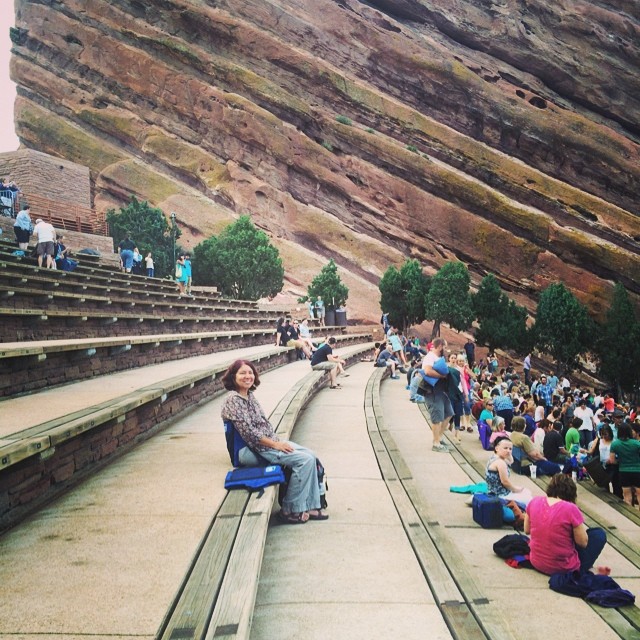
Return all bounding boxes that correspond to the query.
[533,282,593,373]
[193,215,284,300]
[596,284,640,396]
[106,196,178,277]
[473,274,530,353]
[379,259,430,331]
[424,261,474,338]
[306,259,348,310]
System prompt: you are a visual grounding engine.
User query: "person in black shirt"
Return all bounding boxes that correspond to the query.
[310,337,346,389]
[542,420,569,463]
[118,236,136,273]
[285,320,312,359]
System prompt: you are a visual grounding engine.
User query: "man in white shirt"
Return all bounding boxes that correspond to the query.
[33,218,56,269]
[573,399,596,448]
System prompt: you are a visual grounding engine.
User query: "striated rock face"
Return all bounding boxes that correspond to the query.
[9,0,640,321]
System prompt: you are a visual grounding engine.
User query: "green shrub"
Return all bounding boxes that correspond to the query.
[365,128,375,134]
[406,145,418,153]
[321,140,334,152]
[336,115,352,125]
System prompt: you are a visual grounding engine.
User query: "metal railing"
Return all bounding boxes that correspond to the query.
[0,189,19,218]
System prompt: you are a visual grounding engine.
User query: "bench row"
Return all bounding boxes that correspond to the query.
[0,305,347,342]
[0,330,371,398]
[0,342,372,533]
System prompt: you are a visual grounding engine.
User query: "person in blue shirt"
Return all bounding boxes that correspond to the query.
[493,384,515,431]
[536,375,555,413]
[184,253,193,295]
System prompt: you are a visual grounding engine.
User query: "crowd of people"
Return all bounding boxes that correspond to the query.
[372,316,640,510]
[371,319,640,582]
[10,204,78,271]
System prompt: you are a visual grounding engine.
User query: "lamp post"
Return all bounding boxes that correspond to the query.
[170,212,177,266]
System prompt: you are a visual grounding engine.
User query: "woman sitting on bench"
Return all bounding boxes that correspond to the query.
[220,359,328,525]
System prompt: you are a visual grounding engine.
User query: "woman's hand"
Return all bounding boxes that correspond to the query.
[274,441,295,453]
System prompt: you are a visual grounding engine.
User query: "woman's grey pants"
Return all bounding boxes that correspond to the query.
[240,443,320,513]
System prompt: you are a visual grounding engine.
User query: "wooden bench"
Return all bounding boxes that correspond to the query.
[156,342,372,640]
[0,250,281,311]
[0,328,372,397]
[0,306,278,341]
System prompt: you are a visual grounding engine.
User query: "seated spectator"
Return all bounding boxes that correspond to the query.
[565,417,584,456]
[220,359,327,524]
[511,416,562,476]
[523,404,537,437]
[285,320,313,360]
[485,436,532,505]
[479,398,495,428]
[542,419,569,464]
[297,318,316,352]
[589,425,622,499]
[525,474,608,576]
[310,336,346,389]
[609,422,640,507]
[489,415,510,445]
[13,205,32,251]
[376,343,400,379]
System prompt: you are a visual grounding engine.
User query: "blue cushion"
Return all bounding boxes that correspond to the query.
[420,356,449,387]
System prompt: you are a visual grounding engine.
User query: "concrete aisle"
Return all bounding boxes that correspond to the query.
[380,378,640,640]
[251,363,453,640]
[0,343,278,437]
[0,359,312,640]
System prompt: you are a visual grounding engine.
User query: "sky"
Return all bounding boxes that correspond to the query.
[1,2,19,153]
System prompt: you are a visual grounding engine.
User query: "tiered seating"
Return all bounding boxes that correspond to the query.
[0,234,374,531]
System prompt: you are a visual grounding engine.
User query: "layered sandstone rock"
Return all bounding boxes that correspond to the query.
[9,0,640,321]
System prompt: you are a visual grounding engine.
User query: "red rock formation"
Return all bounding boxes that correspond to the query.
[9,0,640,322]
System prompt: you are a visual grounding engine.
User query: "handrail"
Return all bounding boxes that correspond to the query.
[19,191,107,235]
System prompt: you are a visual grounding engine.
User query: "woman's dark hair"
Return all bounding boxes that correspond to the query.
[546,473,577,503]
[599,425,614,441]
[617,423,632,441]
[276,317,284,328]
[493,435,511,451]
[221,359,260,391]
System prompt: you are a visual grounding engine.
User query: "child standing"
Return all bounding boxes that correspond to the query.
[145,252,154,277]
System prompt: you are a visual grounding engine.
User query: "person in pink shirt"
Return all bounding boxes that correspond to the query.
[525,474,608,575]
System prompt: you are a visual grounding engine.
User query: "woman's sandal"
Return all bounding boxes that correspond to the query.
[329,385,342,389]
[308,510,329,521]
[278,511,309,525]
[466,427,474,433]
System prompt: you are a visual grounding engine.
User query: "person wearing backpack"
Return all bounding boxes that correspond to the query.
[220,359,328,524]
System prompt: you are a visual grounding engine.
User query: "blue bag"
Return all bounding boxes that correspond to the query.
[477,420,492,451]
[224,465,286,492]
[472,493,503,529]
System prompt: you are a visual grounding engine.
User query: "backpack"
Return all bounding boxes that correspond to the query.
[471,400,484,420]
[477,420,492,451]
